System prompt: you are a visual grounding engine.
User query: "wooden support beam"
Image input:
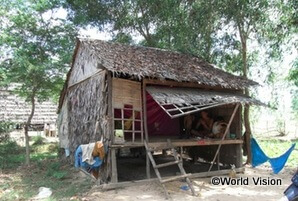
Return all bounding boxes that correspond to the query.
[208,103,240,172]
[109,139,243,149]
[68,69,105,89]
[189,167,245,179]
[143,79,242,93]
[111,149,118,183]
[108,72,118,183]
[142,80,150,179]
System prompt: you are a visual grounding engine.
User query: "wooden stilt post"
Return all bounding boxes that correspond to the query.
[142,80,150,179]
[208,103,240,172]
[108,72,118,183]
[111,149,118,183]
[217,152,220,170]
[180,146,183,166]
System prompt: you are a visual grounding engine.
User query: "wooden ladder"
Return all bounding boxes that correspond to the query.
[144,139,196,199]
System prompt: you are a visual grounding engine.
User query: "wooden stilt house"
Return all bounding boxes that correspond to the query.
[58,38,262,184]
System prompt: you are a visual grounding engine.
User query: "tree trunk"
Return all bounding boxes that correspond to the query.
[244,90,252,164]
[24,90,36,165]
[239,30,252,165]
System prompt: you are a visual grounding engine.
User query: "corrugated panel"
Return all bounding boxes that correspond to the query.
[146,86,265,118]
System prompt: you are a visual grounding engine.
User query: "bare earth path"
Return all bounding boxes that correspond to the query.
[81,166,295,201]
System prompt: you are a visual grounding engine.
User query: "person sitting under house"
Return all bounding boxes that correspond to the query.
[183,114,195,138]
[191,111,214,138]
[211,116,230,139]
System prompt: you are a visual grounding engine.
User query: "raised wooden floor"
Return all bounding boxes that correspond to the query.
[110,137,243,149]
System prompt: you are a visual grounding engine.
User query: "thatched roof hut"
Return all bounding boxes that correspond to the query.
[58,38,261,185]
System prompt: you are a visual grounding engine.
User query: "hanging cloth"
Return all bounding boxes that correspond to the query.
[251,138,296,174]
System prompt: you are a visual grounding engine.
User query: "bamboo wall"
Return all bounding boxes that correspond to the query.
[57,100,69,149]
[64,71,112,181]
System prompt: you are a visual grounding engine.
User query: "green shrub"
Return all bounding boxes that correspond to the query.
[0,140,24,169]
[0,140,22,155]
[32,136,45,145]
[0,121,15,142]
[47,143,59,153]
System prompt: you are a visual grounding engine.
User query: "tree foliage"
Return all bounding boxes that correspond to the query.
[0,0,76,102]
[0,0,76,164]
[65,0,223,62]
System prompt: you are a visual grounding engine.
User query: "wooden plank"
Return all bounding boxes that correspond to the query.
[236,105,243,168]
[79,168,97,181]
[111,149,118,183]
[108,72,118,183]
[141,110,144,143]
[112,78,142,110]
[154,161,181,169]
[189,167,245,179]
[208,103,240,172]
[108,72,114,143]
[160,174,192,183]
[143,79,242,93]
[142,81,150,179]
[68,69,105,89]
[110,139,243,148]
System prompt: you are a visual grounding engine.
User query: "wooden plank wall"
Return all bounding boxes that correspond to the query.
[112,78,143,144]
[112,78,142,110]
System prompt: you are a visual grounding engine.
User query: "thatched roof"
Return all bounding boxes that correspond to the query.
[58,38,259,111]
[79,38,257,89]
[0,85,57,124]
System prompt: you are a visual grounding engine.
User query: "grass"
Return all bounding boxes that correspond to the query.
[1,138,296,200]
[255,139,298,168]
[0,140,58,169]
[0,140,93,201]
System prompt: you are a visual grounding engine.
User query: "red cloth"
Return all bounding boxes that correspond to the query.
[146,92,180,136]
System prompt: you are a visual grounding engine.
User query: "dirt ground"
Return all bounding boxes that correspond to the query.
[80,165,296,201]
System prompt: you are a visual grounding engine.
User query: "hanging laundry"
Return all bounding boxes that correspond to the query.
[75,141,107,169]
[81,143,96,165]
[92,141,105,160]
